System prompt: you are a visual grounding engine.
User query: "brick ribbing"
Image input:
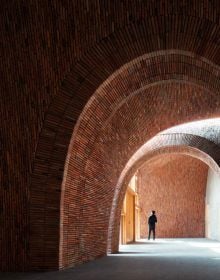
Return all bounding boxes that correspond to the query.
[108,133,220,253]
[1,0,220,271]
[61,82,220,268]
[138,154,208,238]
[116,133,220,176]
[57,51,220,268]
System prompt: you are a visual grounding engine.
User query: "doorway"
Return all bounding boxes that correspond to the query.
[120,175,140,244]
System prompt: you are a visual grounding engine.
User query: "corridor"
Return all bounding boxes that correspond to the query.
[2,239,220,280]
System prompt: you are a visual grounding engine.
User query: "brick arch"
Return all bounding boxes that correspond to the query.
[30,21,220,271]
[57,76,220,268]
[33,73,220,270]
[108,133,220,252]
[33,69,220,271]
[3,1,220,272]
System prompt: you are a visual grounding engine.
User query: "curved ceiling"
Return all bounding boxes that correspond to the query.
[161,118,220,145]
[58,51,220,267]
[122,118,220,182]
[108,128,220,252]
[3,0,220,272]
[4,2,219,271]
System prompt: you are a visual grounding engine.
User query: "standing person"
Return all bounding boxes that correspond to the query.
[148,210,157,240]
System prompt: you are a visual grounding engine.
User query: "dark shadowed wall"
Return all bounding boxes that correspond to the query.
[1,0,220,271]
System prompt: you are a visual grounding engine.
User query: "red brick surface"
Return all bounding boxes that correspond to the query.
[138,154,208,238]
[1,0,220,271]
[108,134,220,255]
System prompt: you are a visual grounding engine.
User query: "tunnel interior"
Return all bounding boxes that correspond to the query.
[1,2,220,272]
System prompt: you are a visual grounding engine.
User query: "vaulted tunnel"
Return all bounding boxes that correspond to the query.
[1,1,220,272]
[114,120,220,251]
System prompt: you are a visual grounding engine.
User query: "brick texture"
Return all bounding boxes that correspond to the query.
[108,133,220,255]
[138,154,208,238]
[1,0,220,271]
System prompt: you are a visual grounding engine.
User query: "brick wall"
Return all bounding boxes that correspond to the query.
[1,0,220,271]
[138,154,208,238]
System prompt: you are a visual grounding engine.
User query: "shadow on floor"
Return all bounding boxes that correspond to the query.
[2,239,220,280]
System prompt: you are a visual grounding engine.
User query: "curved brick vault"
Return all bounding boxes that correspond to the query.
[108,133,220,252]
[56,54,220,269]
[1,1,220,272]
[22,39,220,269]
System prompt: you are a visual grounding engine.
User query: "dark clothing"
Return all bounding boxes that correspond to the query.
[148,214,157,225]
[148,214,157,240]
[148,225,156,240]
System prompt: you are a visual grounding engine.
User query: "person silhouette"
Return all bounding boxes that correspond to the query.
[148,210,157,240]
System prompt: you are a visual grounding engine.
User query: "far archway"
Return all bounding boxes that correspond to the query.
[119,153,208,244]
[108,131,220,253]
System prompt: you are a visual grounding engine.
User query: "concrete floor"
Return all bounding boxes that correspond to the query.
[2,239,220,279]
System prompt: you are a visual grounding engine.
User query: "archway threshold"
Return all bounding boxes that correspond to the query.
[2,239,220,280]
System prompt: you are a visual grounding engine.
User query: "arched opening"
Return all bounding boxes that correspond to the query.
[30,49,220,270]
[108,119,220,253]
[56,51,220,269]
[3,1,220,273]
[120,153,208,244]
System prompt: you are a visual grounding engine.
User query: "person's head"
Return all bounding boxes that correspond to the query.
[152,210,155,215]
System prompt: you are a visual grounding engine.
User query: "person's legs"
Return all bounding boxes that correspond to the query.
[148,227,152,240]
[152,227,156,240]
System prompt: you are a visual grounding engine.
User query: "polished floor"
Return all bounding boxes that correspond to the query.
[2,239,220,279]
